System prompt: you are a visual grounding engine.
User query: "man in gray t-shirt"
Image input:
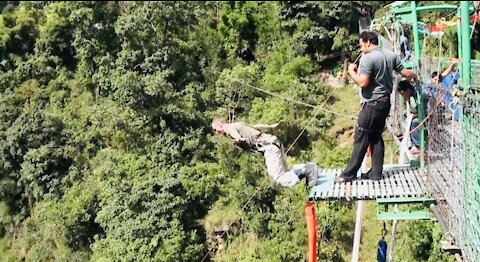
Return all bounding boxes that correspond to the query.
[336,31,416,183]
[212,117,319,187]
[358,47,404,102]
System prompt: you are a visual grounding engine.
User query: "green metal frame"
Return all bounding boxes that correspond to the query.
[377,197,436,205]
[459,1,472,87]
[378,211,431,221]
[376,197,436,221]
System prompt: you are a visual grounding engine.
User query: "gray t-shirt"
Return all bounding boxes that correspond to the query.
[359,47,404,102]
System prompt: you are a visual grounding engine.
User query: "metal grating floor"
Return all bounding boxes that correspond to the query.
[309,165,428,201]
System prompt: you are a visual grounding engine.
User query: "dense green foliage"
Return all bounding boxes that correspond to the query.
[0,1,463,261]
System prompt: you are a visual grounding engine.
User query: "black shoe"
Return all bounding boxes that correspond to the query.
[361,170,382,180]
[368,175,382,181]
[298,173,306,180]
[335,175,354,183]
[305,162,319,187]
[360,170,371,180]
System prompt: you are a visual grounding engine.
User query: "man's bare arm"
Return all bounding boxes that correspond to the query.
[251,123,279,130]
[441,58,459,77]
[399,68,417,81]
[348,63,370,88]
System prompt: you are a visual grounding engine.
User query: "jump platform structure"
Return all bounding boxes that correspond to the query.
[309,164,436,221]
[309,164,428,201]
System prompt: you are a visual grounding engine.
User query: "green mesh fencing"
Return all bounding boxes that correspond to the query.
[420,56,465,253]
[418,56,480,262]
[462,62,480,262]
[420,56,480,262]
[471,61,480,87]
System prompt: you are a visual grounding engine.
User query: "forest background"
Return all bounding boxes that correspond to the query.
[1,1,478,261]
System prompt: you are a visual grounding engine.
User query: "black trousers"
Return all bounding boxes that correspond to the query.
[340,99,391,180]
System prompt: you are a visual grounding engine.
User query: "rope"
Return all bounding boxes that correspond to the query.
[203,44,369,260]
[439,7,460,23]
[201,70,352,262]
[199,177,270,262]
[285,86,338,154]
[449,101,455,170]
[284,52,362,154]
[471,12,478,39]
[229,74,353,154]
[228,89,240,122]
[316,49,359,62]
[229,77,357,120]
[352,52,362,64]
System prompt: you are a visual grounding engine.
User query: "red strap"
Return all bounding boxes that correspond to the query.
[306,202,317,262]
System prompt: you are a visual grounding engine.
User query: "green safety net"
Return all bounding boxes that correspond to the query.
[419,55,480,262]
[420,55,464,250]
[462,62,480,262]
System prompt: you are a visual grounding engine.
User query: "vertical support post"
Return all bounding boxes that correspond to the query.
[352,201,364,262]
[352,157,368,262]
[459,3,472,261]
[410,1,426,169]
[387,205,399,262]
[460,1,472,89]
[411,1,421,62]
